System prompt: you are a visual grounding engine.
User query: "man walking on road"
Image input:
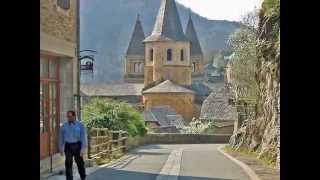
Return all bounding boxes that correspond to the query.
[59,110,87,180]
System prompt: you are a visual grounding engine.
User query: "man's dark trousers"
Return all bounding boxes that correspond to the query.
[64,142,86,180]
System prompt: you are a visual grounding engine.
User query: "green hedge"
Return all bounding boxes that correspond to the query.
[82,98,147,137]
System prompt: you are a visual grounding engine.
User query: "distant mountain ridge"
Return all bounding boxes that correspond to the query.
[80,0,240,83]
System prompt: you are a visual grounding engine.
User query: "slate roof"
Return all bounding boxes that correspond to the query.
[143,106,185,128]
[80,83,144,96]
[200,86,237,122]
[190,82,212,96]
[144,0,189,42]
[142,80,194,94]
[126,15,146,57]
[185,13,203,57]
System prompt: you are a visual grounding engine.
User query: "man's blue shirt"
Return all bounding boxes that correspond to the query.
[59,120,87,153]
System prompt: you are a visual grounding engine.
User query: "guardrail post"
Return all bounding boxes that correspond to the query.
[119,131,122,154]
[109,130,113,160]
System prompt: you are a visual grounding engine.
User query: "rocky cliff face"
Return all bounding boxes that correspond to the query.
[229,0,280,168]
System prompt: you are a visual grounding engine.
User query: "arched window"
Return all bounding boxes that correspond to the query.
[167,49,172,61]
[192,62,196,72]
[134,63,140,73]
[150,49,153,62]
[139,63,144,73]
[180,49,184,61]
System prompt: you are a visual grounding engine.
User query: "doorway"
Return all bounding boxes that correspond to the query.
[40,55,60,160]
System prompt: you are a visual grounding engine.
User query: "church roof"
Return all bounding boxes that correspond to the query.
[144,0,188,42]
[143,106,185,128]
[142,80,194,94]
[185,12,203,57]
[126,15,145,56]
[80,83,144,96]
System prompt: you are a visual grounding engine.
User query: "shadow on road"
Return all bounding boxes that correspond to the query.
[130,151,169,156]
[87,167,237,180]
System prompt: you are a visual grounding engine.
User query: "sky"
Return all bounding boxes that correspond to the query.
[176,0,263,21]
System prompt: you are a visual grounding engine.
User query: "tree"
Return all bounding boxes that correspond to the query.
[82,98,147,137]
[227,10,259,100]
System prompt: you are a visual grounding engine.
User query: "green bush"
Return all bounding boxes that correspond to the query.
[82,98,147,137]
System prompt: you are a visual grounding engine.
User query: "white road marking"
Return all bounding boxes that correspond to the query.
[156,148,183,180]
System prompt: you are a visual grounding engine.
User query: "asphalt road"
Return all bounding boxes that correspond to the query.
[86,144,251,180]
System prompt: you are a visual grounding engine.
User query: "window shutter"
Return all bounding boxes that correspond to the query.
[57,0,70,10]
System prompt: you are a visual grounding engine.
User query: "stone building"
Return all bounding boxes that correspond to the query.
[200,85,237,135]
[123,0,204,85]
[123,15,146,83]
[140,0,202,124]
[143,0,191,86]
[142,80,196,122]
[40,0,79,173]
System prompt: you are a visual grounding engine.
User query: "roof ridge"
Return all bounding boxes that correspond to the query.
[143,80,194,94]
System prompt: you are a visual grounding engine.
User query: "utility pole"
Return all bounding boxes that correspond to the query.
[76,0,81,119]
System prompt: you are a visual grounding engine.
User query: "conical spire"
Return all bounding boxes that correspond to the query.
[144,0,188,42]
[126,14,146,56]
[185,12,203,56]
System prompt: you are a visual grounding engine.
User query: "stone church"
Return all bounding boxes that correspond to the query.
[123,0,205,127]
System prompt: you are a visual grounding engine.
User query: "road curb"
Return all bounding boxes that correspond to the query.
[217,145,261,180]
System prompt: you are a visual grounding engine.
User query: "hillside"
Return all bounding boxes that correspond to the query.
[80,0,240,83]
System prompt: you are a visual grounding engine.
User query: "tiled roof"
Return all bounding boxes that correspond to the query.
[143,80,194,94]
[80,83,144,96]
[185,13,203,57]
[190,82,212,96]
[143,106,185,128]
[144,0,188,42]
[200,86,237,121]
[126,15,146,56]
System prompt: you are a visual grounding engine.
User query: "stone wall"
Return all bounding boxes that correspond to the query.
[210,125,234,135]
[40,0,77,43]
[191,55,204,79]
[143,93,196,122]
[145,41,192,86]
[59,59,74,123]
[127,133,231,149]
[124,55,145,83]
[161,65,192,86]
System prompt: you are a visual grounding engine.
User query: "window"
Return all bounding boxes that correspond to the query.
[180,49,184,61]
[139,63,144,73]
[150,49,153,62]
[192,62,196,72]
[167,49,172,61]
[134,63,143,73]
[57,0,70,10]
[134,63,139,73]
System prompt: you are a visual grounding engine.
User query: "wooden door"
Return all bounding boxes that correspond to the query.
[40,55,60,159]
